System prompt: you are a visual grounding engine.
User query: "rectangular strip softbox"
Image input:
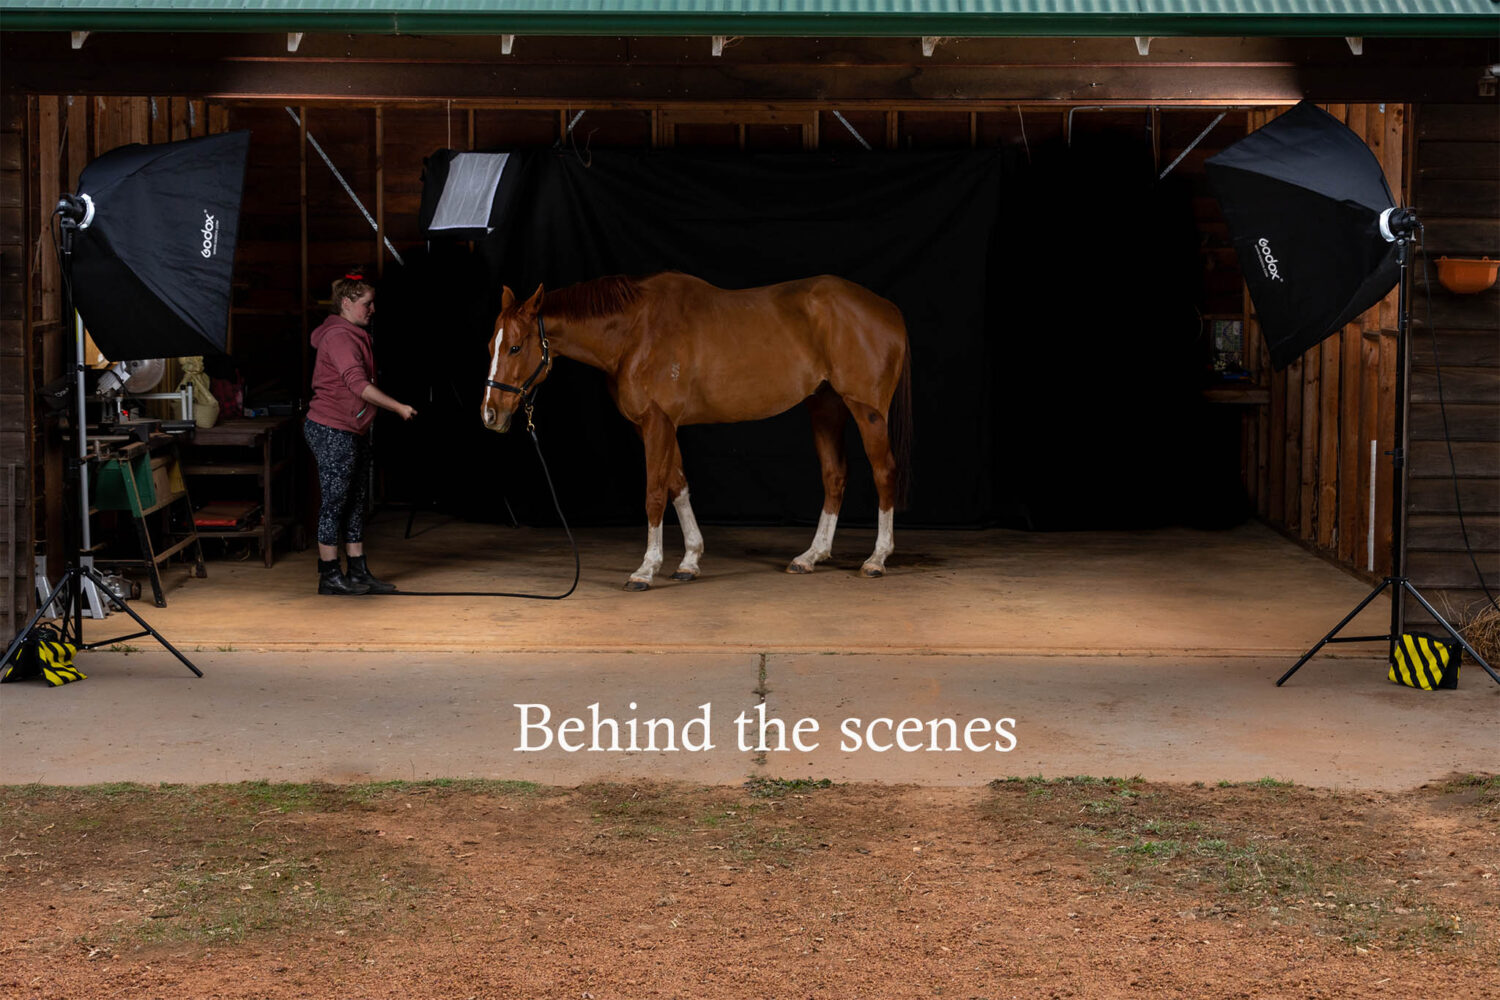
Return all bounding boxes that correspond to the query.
[419,150,524,240]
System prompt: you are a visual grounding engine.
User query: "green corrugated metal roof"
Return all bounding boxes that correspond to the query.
[0,0,1493,36]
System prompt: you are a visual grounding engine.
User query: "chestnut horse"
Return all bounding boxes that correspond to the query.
[481,272,911,591]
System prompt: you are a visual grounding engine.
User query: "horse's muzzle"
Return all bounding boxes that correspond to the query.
[482,404,512,433]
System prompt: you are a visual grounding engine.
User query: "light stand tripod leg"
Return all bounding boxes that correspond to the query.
[2,570,75,668]
[1398,580,1500,686]
[76,564,202,677]
[1277,577,1393,686]
[2,566,201,678]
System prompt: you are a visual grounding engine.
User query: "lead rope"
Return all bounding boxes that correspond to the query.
[381,416,579,600]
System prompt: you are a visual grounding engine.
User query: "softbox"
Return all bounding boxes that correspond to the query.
[418,150,526,240]
[70,130,249,362]
[1206,102,1400,370]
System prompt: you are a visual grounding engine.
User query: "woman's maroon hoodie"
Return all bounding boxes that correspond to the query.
[306,315,377,434]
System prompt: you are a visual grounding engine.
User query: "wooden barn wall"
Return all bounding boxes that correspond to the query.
[1241,105,1405,580]
[1406,104,1500,622]
[1,92,28,637]
[1242,103,1500,625]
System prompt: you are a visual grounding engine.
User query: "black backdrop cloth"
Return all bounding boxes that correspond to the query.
[380,143,1235,530]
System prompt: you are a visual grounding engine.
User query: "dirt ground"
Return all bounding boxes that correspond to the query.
[2,775,1497,999]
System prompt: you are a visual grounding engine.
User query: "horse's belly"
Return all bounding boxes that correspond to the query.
[681,371,823,424]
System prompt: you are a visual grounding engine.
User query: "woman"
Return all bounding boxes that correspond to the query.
[304,270,416,595]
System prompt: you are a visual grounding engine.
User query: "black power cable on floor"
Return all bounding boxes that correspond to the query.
[379,423,579,600]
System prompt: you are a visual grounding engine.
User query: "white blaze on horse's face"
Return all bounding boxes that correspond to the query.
[481,317,512,433]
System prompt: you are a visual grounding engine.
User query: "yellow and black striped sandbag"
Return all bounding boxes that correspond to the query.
[0,625,83,686]
[1389,631,1460,690]
[37,637,84,686]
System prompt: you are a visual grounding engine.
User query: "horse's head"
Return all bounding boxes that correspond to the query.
[481,284,548,433]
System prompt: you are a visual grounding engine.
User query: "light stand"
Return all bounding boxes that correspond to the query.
[0,196,201,677]
[1278,209,1497,687]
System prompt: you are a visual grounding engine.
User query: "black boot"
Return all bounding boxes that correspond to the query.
[318,558,370,596]
[346,554,397,594]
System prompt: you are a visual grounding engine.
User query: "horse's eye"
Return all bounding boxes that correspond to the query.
[508,344,522,355]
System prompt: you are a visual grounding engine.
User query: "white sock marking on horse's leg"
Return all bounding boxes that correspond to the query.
[673,489,704,577]
[630,522,664,586]
[791,510,839,571]
[861,507,894,576]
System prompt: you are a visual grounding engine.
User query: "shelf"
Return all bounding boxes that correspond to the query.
[1201,384,1269,405]
[180,416,299,568]
[182,457,291,477]
[190,520,290,543]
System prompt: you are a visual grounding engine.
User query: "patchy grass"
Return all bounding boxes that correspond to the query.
[3,777,1492,968]
[743,776,833,798]
[983,776,1490,951]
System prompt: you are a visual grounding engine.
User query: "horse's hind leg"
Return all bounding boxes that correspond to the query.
[668,437,703,581]
[789,384,848,574]
[846,400,897,578]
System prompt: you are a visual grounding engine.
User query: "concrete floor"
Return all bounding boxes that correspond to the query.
[6,517,1496,790]
[69,515,1396,655]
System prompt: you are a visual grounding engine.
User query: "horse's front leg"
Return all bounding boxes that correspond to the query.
[626,409,678,591]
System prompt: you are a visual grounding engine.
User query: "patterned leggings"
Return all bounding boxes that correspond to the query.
[303,418,371,546]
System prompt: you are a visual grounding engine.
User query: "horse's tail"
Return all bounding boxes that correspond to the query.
[889,342,914,511]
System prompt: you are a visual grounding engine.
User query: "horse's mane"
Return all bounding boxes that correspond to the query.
[545,274,647,321]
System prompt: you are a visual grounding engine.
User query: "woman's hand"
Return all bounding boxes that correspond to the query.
[397,403,417,421]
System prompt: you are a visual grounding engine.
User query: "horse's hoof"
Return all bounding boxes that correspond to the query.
[860,564,884,578]
[670,570,697,581]
[786,561,813,575]
[624,579,651,592]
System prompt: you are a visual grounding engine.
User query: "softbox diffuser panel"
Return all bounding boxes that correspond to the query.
[419,150,526,241]
[72,130,249,362]
[1206,102,1400,370]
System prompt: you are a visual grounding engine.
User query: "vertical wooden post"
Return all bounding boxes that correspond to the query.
[1283,355,1303,531]
[298,105,310,395]
[36,97,58,325]
[65,96,86,194]
[375,106,385,279]
[1299,344,1319,541]
[128,96,148,144]
[1372,103,1406,577]
[168,96,188,142]
[1337,104,1370,564]
[149,95,168,145]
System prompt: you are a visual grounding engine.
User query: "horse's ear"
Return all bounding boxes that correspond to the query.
[500,286,515,312]
[523,284,545,315]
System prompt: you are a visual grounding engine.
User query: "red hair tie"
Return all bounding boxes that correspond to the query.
[343,271,365,281]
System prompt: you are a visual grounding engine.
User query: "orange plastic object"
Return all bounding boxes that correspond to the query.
[1435,256,1498,294]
